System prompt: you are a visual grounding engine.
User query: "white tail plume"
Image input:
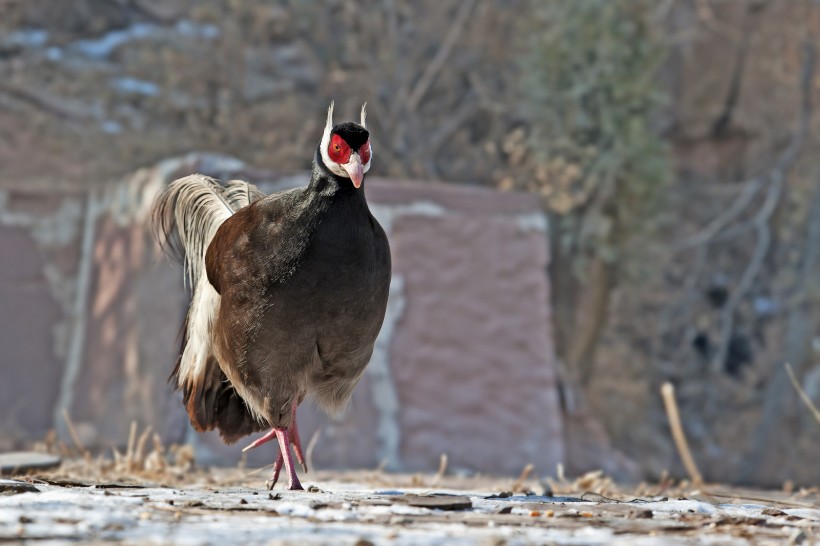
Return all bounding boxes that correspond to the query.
[153,174,265,392]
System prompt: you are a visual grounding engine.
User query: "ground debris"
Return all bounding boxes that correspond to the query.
[0,467,818,544]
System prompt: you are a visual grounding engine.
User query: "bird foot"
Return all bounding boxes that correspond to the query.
[242,403,306,490]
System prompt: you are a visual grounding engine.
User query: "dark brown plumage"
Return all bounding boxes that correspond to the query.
[153,103,390,489]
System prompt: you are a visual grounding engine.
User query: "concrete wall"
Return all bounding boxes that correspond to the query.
[0,153,617,477]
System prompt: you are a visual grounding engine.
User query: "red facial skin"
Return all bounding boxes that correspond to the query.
[328,134,352,164]
[328,134,371,165]
[359,141,371,164]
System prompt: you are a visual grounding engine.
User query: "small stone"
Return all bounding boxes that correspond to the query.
[0,479,40,495]
[306,485,323,493]
[239,498,248,505]
[0,452,61,475]
[761,507,786,517]
[497,506,513,514]
[485,491,512,499]
[397,494,472,511]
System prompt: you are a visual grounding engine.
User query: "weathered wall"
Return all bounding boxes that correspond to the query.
[0,153,626,477]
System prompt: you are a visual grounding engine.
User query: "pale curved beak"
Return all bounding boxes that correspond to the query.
[343,154,364,189]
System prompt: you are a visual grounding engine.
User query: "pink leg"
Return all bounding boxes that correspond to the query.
[269,452,283,489]
[241,402,306,490]
[289,403,307,472]
[274,427,302,490]
[242,429,278,452]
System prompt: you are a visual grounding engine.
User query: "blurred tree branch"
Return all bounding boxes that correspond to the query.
[699,43,813,377]
[406,0,475,112]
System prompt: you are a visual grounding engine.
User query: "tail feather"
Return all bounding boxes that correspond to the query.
[153,175,263,288]
[152,174,265,432]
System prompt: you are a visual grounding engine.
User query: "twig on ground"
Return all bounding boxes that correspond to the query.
[244,463,275,478]
[702,489,817,509]
[785,363,820,425]
[511,463,534,492]
[661,382,703,485]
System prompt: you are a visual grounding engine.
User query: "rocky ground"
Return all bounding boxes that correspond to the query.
[1,464,819,545]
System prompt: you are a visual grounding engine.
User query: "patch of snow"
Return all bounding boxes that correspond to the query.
[68,21,219,61]
[639,499,719,515]
[5,28,49,48]
[175,20,220,39]
[514,211,548,233]
[111,77,160,97]
[101,120,124,134]
[45,47,63,61]
[72,23,157,59]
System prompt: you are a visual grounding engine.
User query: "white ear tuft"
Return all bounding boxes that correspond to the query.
[360,102,367,128]
[325,101,335,133]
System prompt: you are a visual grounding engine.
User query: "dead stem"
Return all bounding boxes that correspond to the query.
[431,453,448,485]
[785,363,820,424]
[661,382,703,485]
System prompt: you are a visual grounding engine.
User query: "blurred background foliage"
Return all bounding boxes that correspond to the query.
[1,0,818,485]
[522,0,671,387]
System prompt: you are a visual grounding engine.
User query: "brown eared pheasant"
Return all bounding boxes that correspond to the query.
[153,103,391,490]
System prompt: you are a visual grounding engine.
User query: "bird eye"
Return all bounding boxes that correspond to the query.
[334,144,340,152]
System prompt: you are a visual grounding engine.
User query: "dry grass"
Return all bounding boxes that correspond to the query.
[786,363,820,425]
[13,415,818,512]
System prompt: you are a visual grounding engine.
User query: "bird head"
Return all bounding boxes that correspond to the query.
[319,102,372,189]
